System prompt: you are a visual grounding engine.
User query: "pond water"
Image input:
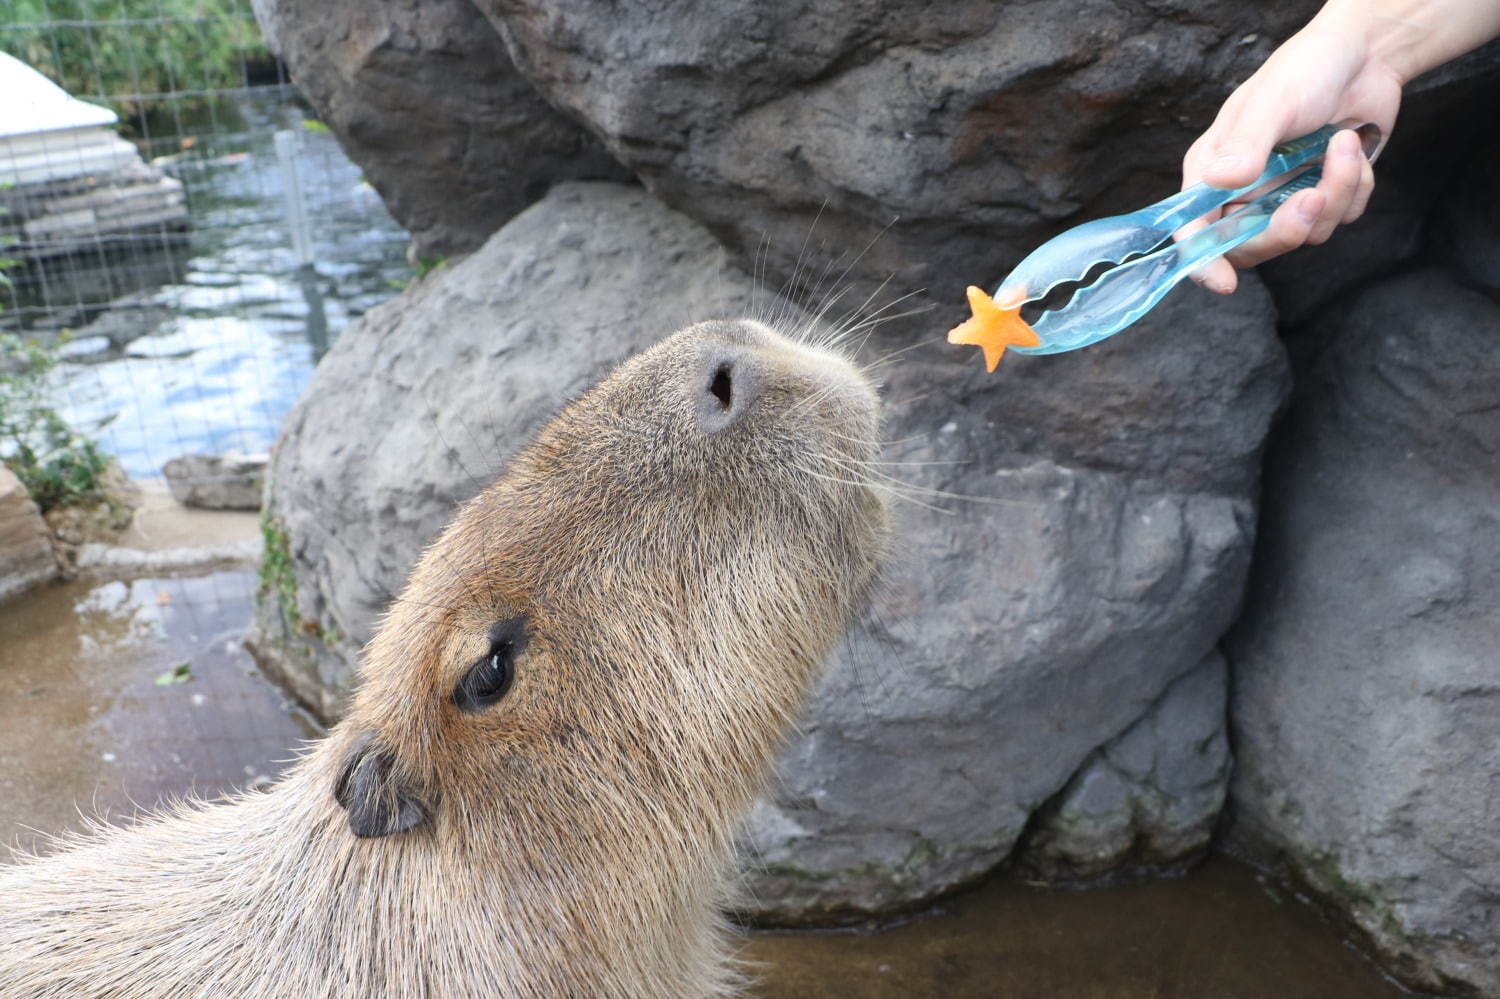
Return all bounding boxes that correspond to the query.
[745,858,1412,998]
[4,86,411,479]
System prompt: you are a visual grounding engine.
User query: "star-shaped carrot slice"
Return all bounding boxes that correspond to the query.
[947,285,1039,371]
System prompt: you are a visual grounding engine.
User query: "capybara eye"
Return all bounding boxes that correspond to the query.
[708,362,733,410]
[452,617,527,712]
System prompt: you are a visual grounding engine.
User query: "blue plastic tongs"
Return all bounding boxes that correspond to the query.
[949,121,1384,368]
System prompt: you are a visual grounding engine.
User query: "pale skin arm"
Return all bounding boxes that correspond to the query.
[1183,0,1500,294]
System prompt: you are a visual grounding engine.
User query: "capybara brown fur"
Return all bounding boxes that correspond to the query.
[0,319,888,998]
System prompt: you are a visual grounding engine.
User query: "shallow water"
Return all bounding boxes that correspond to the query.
[0,572,1410,996]
[0,571,317,854]
[744,857,1411,998]
[4,86,410,479]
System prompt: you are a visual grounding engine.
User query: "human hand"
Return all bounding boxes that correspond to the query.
[1179,25,1402,294]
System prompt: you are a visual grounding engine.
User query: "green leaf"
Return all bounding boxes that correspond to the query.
[154,663,193,686]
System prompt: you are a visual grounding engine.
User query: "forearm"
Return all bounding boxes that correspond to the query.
[1312,0,1500,84]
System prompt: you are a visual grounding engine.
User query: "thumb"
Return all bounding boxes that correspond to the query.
[1200,101,1301,190]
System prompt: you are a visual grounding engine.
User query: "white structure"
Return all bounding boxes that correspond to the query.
[0,52,187,256]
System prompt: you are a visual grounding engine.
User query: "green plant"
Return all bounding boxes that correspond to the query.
[258,511,299,626]
[1,198,19,313]
[387,256,448,292]
[0,333,113,511]
[0,0,268,116]
[0,248,18,313]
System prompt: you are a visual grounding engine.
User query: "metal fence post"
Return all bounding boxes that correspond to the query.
[273,128,314,268]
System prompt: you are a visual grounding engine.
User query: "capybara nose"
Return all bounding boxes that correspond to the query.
[694,350,761,434]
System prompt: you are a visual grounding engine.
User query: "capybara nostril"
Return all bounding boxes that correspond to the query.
[709,362,733,410]
[695,351,760,433]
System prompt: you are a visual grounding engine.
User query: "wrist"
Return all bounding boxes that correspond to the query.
[1307,0,1411,82]
[1310,0,1500,85]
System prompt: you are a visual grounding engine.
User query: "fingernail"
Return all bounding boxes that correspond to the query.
[1192,271,1226,294]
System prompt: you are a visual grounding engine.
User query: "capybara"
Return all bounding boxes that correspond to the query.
[0,319,888,998]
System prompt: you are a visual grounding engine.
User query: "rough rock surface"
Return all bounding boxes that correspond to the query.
[1225,270,1500,996]
[162,453,266,511]
[1016,652,1230,881]
[0,468,58,603]
[252,181,1287,917]
[1430,126,1500,296]
[480,0,1319,310]
[251,0,627,260]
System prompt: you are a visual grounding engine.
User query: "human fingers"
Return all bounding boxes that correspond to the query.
[1192,256,1239,295]
[1177,213,1240,295]
[1223,188,1325,269]
[1343,154,1376,223]
[1193,85,1305,190]
[1306,129,1365,244]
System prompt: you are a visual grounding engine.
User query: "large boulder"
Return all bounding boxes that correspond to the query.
[1225,269,1500,996]
[0,467,58,603]
[742,271,1284,917]
[251,0,628,260]
[1014,651,1231,881]
[478,0,1321,310]
[251,181,1288,918]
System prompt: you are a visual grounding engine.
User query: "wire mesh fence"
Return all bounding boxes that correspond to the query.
[0,2,402,821]
[1,0,411,484]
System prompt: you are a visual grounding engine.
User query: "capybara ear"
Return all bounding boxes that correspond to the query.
[333,732,428,838]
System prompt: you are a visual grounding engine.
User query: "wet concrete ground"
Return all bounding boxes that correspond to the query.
[0,568,1411,996]
[0,571,317,854]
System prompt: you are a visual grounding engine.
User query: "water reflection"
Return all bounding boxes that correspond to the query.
[4,86,410,478]
[0,571,319,854]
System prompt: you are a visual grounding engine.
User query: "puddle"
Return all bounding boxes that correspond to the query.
[0,570,318,854]
[743,857,1410,998]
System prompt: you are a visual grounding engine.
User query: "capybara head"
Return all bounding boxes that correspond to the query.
[332,319,888,845]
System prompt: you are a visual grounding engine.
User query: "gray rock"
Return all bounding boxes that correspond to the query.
[481,0,1321,311]
[1430,125,1500,296]
[252,181,1287,918]
[1225,269,1500,996]
[161,453,267,511]
[735,262,1283,920]
[1017,652,1231,880]
[252,0,628,261]
[0,468,58,604]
